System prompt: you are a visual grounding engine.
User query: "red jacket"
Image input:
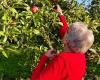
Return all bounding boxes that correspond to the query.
[31,15,86,80]
[58,15,69,39]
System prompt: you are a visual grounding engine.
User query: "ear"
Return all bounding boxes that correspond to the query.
[63,40,68,46]
[62,31,68,41]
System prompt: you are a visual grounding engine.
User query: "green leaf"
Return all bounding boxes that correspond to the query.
[97,58,100,64]
[9,7,17,13]
[33,29,40,35]
[2,13,8,21]
[20,20,24,25]
[0,45,3,51]
[0,31,4,36]
[89,48,96,54]
[6,48,19,54]
[2,51,8,58]
[3,35,7,43]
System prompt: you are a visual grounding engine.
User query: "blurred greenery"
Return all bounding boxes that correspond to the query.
[0,0,100,80]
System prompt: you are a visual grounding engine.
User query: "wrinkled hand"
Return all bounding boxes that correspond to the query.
[53,5,63,15]
[58,22,63,26]
[45,49,56,60]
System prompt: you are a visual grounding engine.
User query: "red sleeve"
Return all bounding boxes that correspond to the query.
[59,15,69,39]
[31,55,48,80]
[31,56,65,80]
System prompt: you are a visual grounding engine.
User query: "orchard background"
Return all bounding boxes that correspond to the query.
[0,0,100,80]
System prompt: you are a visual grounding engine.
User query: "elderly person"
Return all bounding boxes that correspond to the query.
[31,5,94,80]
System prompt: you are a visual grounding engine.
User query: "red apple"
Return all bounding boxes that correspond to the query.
[31,5,39,13]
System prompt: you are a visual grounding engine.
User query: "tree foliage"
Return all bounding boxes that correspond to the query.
[88,0,100,20]
[0,0,99,79]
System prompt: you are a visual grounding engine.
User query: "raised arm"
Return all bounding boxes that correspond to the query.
[31,55,48,80]
[53,5,69,39]
[31,54,64,80]
[58,14,69,39]
[31,49,56,80]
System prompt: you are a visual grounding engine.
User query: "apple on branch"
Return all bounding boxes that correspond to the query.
[31,5,39,13]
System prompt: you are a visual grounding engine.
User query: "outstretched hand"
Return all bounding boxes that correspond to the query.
[45,49,56,60]
[53,5,63,15]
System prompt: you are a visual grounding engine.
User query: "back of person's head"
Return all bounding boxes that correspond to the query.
[64,22,94,53]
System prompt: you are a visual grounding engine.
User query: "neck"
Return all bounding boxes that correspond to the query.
[64,46,84,54]
[63,46,72,52]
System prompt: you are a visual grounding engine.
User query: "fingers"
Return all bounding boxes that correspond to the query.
[45,49,57,58]
[58,22,63,26]
[53,5,60,11]
[57,4,61,10]
[53,5,63,15]
[48,49,55,53]
[49,54,56,60]
[48,49,56,55]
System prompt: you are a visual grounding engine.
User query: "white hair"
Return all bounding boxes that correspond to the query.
[66,22,94,53]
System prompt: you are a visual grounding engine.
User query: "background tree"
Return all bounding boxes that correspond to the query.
[88,0,100,20]
[0,0,99,80]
